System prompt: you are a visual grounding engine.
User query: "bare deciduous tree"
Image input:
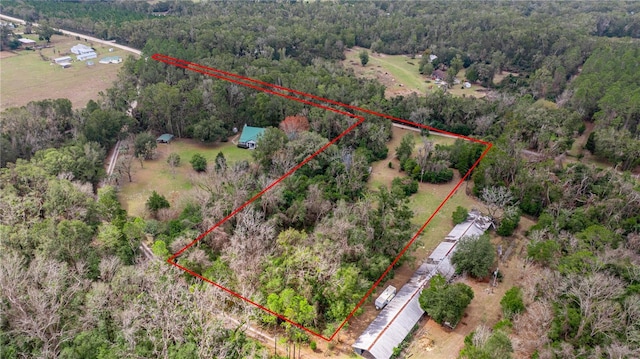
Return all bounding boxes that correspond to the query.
[115,151,135,183]
[0,254,89,358]
[481,186,517,221]
[222,207,275,284]
[566,272,625,340]
[512,299,554,358]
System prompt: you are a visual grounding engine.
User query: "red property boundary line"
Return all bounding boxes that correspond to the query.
[153,53,493,342]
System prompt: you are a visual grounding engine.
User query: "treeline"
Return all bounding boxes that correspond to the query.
[573,44,640,170]
[4,1,637,96]
[0,99,131,177]
[3,1,639,108]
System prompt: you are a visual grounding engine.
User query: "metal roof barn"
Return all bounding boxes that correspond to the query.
[352,210,493,359]
[156,134,175,143]
[353,263,431,359]
[427,241,456,264]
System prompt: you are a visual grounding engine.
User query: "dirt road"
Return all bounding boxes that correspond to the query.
[0,13,142,56]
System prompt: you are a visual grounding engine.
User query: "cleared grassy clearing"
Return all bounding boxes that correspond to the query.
[117,139,252,217]
[367,126,459,191]
[343,47,429,97]
[343,48,513,100]
[0,31,133,110]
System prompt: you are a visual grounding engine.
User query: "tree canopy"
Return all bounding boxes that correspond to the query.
[451,234,495,278]
[419,274,474,328]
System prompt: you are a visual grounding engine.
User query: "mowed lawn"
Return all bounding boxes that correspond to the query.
[367,126,457,190]
[344,47,499,99]
[118,138,253,217]
[0,31,134,110]
[344,47,430,97]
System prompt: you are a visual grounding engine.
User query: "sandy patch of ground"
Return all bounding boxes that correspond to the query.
[0,51,17,59]
[493,71,519,85]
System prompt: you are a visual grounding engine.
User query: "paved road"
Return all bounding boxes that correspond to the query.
[0,13,142,56]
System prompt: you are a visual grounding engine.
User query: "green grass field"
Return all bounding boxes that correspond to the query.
[365,124,482,257]
[344,47,430,96]
[168,139,252,164]
[343,48,492,99]
[117,139,253,217]
[0,31,133,110]
[366,54,427,92]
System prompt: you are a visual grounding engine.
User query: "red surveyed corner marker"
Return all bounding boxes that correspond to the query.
[152,53,492,342]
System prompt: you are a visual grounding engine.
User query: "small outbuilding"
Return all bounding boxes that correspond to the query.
[237,124,266,149]
[156,134,175,143]
[99,56,122,64]
[71,44,94,55]
[432,69,447,81]
[77,52,97,61]
[18,38,36,45]
[54,56,72,64]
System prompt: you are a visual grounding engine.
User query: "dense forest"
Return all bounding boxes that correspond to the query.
[1,1,639,358]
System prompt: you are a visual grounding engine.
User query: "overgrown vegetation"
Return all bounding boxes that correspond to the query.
[1,1,639,357]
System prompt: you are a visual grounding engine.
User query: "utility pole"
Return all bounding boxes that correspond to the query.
[492,268,499,288]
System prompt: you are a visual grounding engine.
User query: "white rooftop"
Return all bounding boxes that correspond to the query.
[428,241,456,263]
[353,263,431,359]
[353,210,493,359]
[71,44,94,54]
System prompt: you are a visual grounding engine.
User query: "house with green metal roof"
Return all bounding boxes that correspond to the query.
[237,125,266,149]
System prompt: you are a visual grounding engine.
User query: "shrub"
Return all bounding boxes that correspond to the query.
[146,191,170,217]
[359,50,369,66]
[391,177,418,197]
[497,210,520,236]
[500,287,525,319]
[190,153,207,172]
[419,274,474,326]
[527,239,560,266]
[452,206,469,224]
[166,153,181,167]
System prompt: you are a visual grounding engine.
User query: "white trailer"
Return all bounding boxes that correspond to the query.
[375,285,396,310]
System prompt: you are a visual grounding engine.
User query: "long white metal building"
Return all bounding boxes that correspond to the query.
[352,210,493,359]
